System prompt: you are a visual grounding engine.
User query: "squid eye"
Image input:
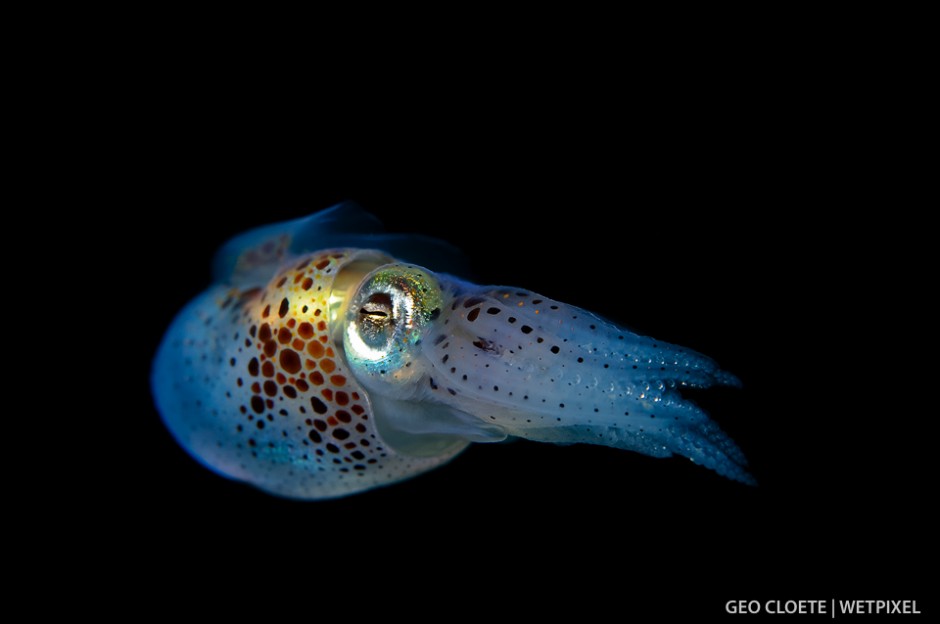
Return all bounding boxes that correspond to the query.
[344,264,442,377]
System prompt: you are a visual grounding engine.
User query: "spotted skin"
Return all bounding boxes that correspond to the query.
[419,287,748,479]
[153,249,465,499]
[153,202,751,500]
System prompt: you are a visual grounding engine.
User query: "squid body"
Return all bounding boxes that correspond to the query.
[152,202,752,499]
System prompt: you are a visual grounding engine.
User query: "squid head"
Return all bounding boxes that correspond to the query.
[152,202,752,500]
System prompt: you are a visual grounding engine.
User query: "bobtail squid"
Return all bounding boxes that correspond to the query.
[152,202,752,499]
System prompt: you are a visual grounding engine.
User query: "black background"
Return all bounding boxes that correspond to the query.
[69,67,931,616]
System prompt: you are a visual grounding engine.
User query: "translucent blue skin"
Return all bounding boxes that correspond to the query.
[152,202,752,499]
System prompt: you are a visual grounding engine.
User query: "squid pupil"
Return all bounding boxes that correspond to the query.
[358,292,395,348]
[360,292,393,321]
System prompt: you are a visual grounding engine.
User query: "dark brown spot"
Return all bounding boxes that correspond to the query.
[276,276,287,288]
[486,307,501,315]
[351,405,365,416]
[277,327,292,344]
[280,349,302,374]
[248,358,259,376]
[472,337,499,353]
[464,296,486,308]
[298,322,314,339]
[302,277,313,290]
[322,389,334,401]
[467,307,481,322]
[262,361,275,377]
[336,410,352,423]
[335,391,350,406]
[283,386,297,399]
[262,304,271,318]
[263,341,277,358]
[330,375,346,387]
[250,396,265,414]
[310,371,325,385]
[278,298,290,318]
[311,398,328,415]
[332,428,350,440]
[308,430,322,443]
[320,359,336,374]
[551,345,560,354]
[296,379,309,392]
[258,323,272,342]
[307,341,325,358]
[521,325,533,334]
[263,380,278,397]
[316,259,330,270]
